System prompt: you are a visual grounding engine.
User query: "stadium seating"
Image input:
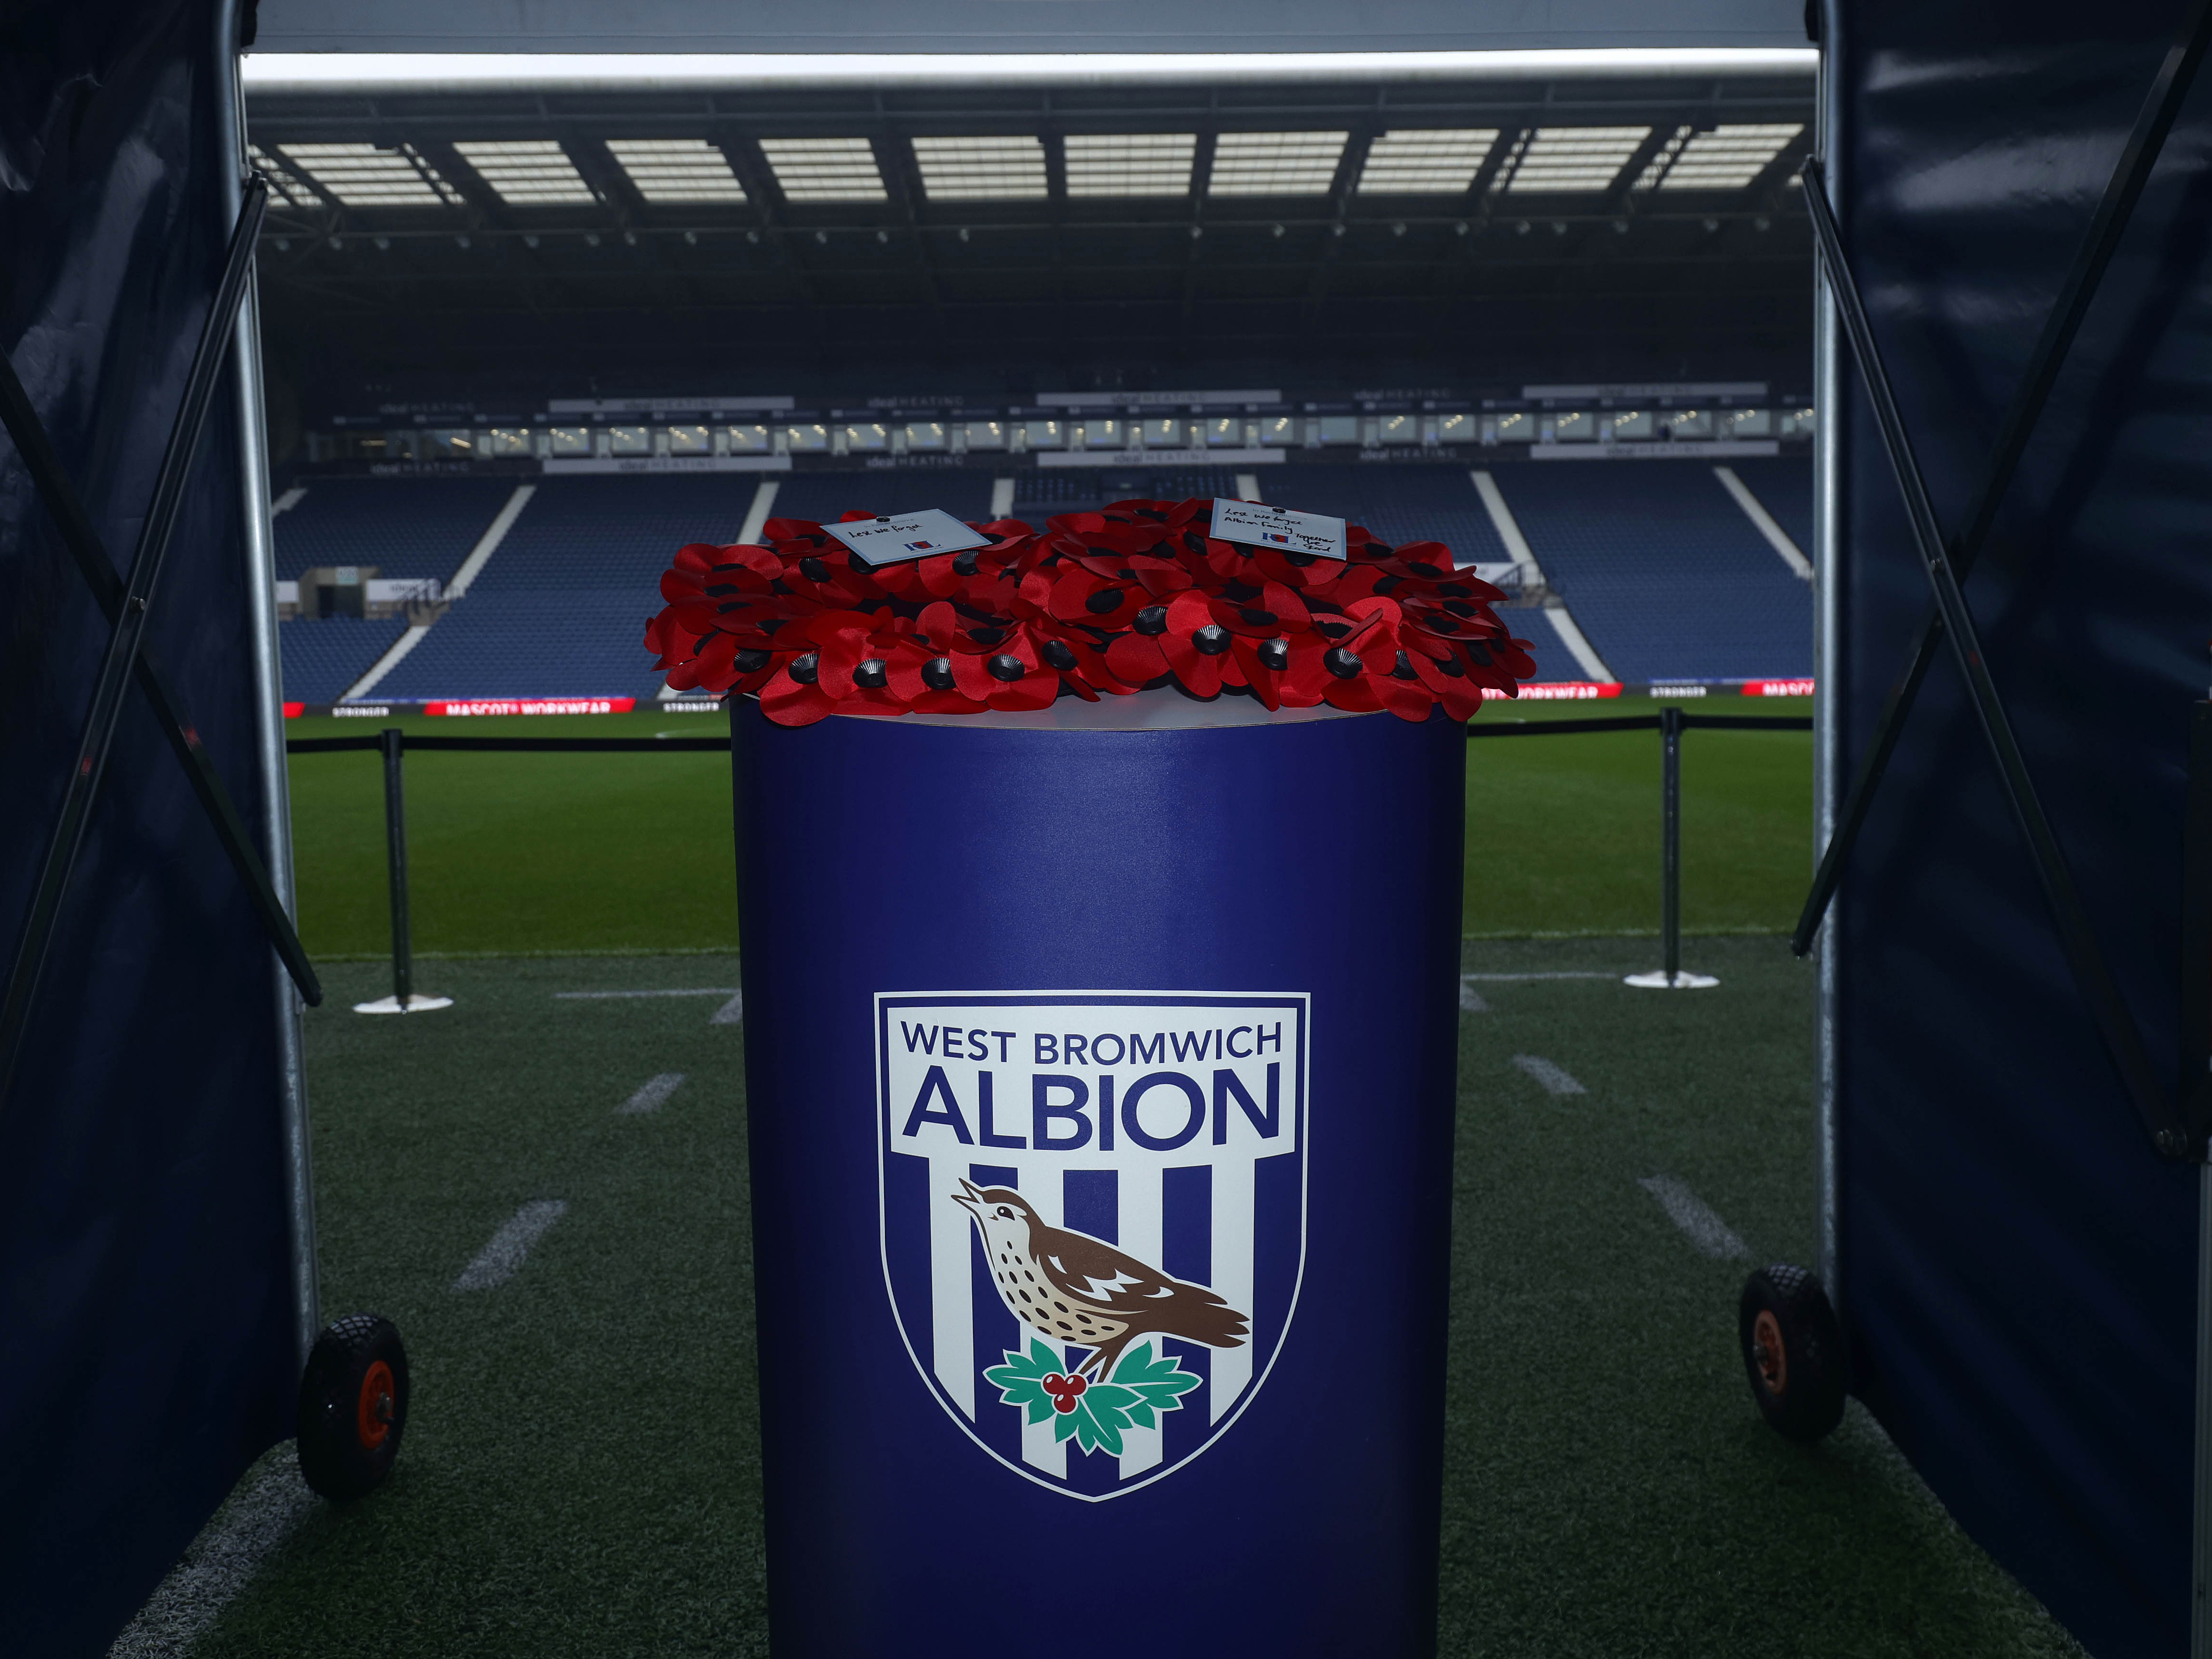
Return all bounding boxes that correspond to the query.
[771,470,994,524]
[280,615,408,704]
[377,475,765,700]
[298,461,1819,700]
[1724,457,1815,561]
[1488,460,1812,683]
[1010,468,1245,524]
[272,476,516,580]
[1258,465,1514,567]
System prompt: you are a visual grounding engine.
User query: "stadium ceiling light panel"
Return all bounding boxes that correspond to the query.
[1653,123,1805,189]
[912,135,1048,201]
[249,144,326,209]
[242,49,1820,95]
[1491,126,1653,193]
[605,138,747,203]
[1208,131,1349,196]
[453,140,597,206]
[268,142,465,208]
[1354,129,1501,194]
[1063,133,1196,198]
[760,137,887,202]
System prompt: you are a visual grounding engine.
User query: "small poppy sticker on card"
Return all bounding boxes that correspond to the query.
[1210,499,1347,561]
[824,509,992,568]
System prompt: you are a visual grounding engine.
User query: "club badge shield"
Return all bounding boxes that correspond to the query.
[876,992,1309,1501]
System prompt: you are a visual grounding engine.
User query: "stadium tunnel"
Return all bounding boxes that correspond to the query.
[7,0,2212,1653]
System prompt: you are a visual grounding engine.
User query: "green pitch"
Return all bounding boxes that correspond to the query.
[180,941,2081,1657]
[283,697,1813,960]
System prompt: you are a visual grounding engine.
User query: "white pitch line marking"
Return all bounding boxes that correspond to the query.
[1462,971,1620,981]
[1512,1054,1585,1095]
[453,1199,569,1291]
[1459,983,1489,1012]
[619,1073,685,1115]
[1638,1175,1752,1260]
[108,1456,316,1658]
[710,990,744,1026]
[554,987,740,1000]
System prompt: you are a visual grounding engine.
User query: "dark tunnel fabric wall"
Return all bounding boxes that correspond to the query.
[1828,5,2210,1655]
[0,3,300,1654]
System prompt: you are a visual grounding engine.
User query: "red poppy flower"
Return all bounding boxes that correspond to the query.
[643,497,1534,724]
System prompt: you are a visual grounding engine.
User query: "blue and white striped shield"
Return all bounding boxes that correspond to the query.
[876,991,1309,1500]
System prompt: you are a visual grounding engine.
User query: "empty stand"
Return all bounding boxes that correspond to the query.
[1723,457,1815,563]
[771,470,994,524]
[271,477,516,580]
[1262,466,1514,569]
[279,616,409,704]
[1010,468,1244,523]
[1489,462,1813,683]
[378,474,762,700]
[282,463,1817,700]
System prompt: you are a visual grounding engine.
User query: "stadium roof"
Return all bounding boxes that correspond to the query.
[249,0,1814,57]
[243,33,1816,392]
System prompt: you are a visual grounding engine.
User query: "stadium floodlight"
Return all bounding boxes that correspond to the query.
[1491,126,1653,193]
[249,144,326,208]
[453,140,597,205]
[606,138,748,203]
[1355,129,1501,194]
[1208,132,1348,196]
[269,142,465,207]
[240,50,1819,95]
[912,136,1048,201]
[1653,123,1806,189]
[1064,134,1195,197]
[760,137,887,202]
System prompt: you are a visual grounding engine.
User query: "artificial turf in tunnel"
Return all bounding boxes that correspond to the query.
[180,939,2082,1658]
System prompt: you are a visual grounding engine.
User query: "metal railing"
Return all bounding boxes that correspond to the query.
[288,709,1812,1005]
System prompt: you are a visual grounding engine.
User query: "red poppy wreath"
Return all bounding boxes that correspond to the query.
[643,498,1538,727]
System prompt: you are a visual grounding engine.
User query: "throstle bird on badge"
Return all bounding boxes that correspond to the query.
[953,1177,1249,1380]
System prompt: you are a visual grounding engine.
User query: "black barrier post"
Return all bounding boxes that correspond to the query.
[1661,706,1683,983]
[381,728,414,1010]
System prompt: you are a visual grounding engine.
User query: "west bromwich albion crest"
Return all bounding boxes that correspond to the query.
[876,992,1308,1500]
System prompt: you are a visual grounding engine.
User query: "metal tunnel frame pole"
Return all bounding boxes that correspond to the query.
[1661,706,1683,984]
[381,728,414,1010]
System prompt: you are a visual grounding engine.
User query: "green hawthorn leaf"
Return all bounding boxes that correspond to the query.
[984,1339,1071,1424]
[1069,1392,1125,1457]
[1106,1341,1203,1419]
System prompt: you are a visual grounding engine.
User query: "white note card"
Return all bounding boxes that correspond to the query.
[1210,499,1348,561]
[822,509,992,568]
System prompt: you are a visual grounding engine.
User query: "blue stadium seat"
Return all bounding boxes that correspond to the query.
[1261,465,1512,566]
[1725,457,1815,562]
[279,616,408,704]
[771,471,993,524]
[1010,468,1245,523]
[1489,461,1813,683]
[272,477,517,581]
[374,589,665,700]
[464,474,765,593]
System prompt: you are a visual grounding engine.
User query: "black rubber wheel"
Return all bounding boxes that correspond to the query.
[297,1313,410,1500]
[1739,1265,1844,1442]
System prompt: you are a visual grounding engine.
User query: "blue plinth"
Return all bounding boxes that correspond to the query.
[735,692,1467,1657]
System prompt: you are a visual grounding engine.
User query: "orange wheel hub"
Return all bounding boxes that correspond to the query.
[357,1359,395,1449]
[1752,1309,1787,1397]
